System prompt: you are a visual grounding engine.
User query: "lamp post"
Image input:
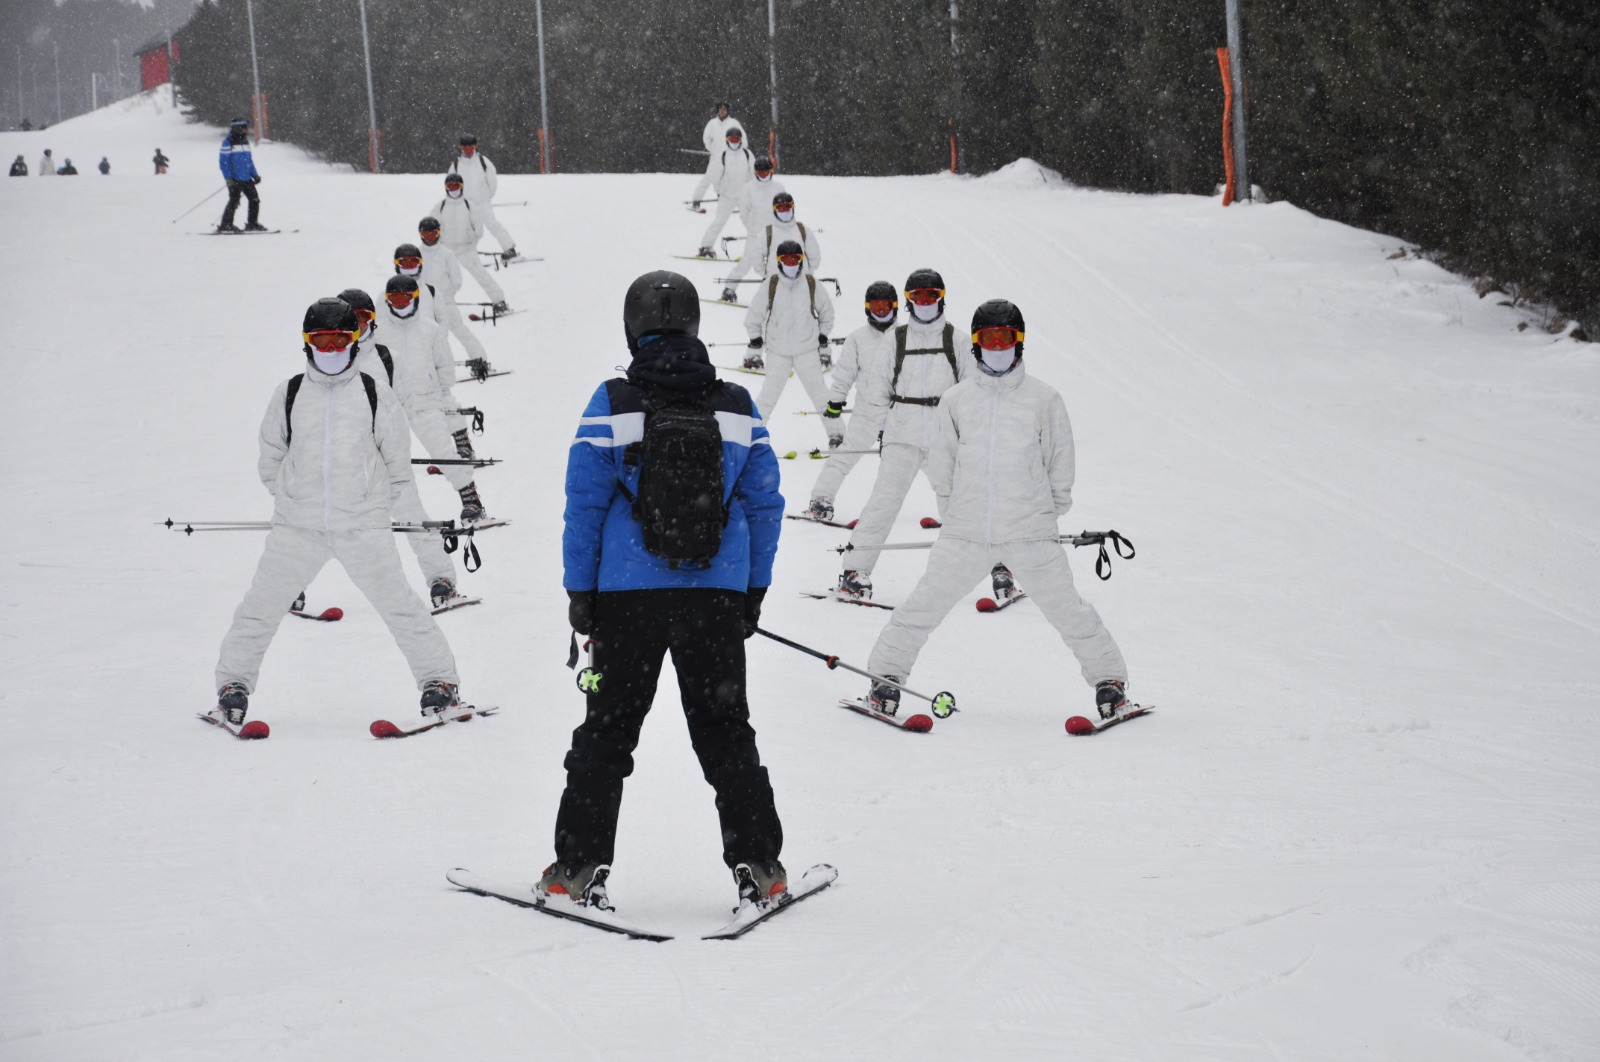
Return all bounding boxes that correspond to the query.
[765,0,779,166]
[246,0,263,142]
[1224,0,1251,202]
[356,0,380,172]
[535,0,551,172]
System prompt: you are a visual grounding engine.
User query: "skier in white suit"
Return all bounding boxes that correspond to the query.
[211,297,462,728]
[447,134,519,259]
[805,280,900,518]
[742,240,835,447]
[696,126,754,257]
[714,155,785,302]
[416,215,493,370]
[690,101,740,206]
[435,172,508,313]
[862,300,1131,725]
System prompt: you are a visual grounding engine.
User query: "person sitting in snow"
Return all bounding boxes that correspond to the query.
[9,155,26,177]
[57,158,79,175]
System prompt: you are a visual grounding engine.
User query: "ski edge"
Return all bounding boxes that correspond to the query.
[701,863,840,940]
[1065,704,1154,736]
[445,868,674,941]
[837,698,933,732]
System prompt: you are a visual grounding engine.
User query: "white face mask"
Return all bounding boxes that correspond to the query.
[311,349,354,375]
[446,187,463,199]
[398,263,421,277]
[978,347,1020,376]
[388,300,418,318]
[755,172,772,183]
[779,261,802,280]
[869,309,897,326]
[910,300,942,323]
[774,209,794,224]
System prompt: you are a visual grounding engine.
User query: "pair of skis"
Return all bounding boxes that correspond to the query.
[290,596,482,619]
[445,863,837,941]
[196,702,500,741]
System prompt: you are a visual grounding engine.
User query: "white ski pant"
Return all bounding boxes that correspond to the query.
[812,410,881,502]
[392,475,456,587]
[700,198,740,249]
[449,245,506,304]
[690,156,717,203]
[437,294,491,367]
[405,402,476,491]
[842,441,930,575]
[754,348,831,444]
[869,535,1126,690]
[477,201,516,254]
[216,525,458,693]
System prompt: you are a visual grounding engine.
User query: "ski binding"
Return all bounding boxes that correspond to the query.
[1065,704,1154,735]
[196,709,270,739]
[446,868,673,941]
[370,703,499,738]
[702,863,839,940]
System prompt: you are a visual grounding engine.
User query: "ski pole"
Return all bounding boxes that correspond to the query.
[678,148,712,156]
[834,530,1136,580]
[170,186,224,223]
[453,407,486,432]
[717,275,843,295]
[410,457,500,467]
[753,627,957,717]
[683,198,719,205]
[781,448,879,459]
[491,200,528,207]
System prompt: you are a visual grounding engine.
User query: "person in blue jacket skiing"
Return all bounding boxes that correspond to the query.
[544,270,788,916]
[218,117,265,232]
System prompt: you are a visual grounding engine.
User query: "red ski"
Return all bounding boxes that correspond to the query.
[919,517,942,529]
[784,513,857,530]
[975,593,1028,613]
[1065,704,1154,736]
[800,591,894,610]
[837,697,933,732]
[289,606,343,622]
[196,710,270,739]
[370,704,499,738]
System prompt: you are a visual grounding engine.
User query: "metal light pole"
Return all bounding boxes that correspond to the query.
[53,40,62,124]
[948,0,962,173]
[113,39,122,100]
[245,0,263,143]
[355,0,381,172]
[765,0,779,166]
[1224,0,1251,202]
[535,0,551,172]
[17,46,24,123]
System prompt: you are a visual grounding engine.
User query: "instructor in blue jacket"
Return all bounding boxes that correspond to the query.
[543,270,789,915]
[218,117,265,232]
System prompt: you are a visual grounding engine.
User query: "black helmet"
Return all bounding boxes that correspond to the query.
[444,171,464,186]
[303,297,357,333]
[754,155,774,174]
[337,288,376,315]
[386,273,421,295]
[772,191,795,216]
[418,215,441,232]
[864,280,899,329]
[623,271,700,352]
[725,126,745,141]
[459,133,478,146]
[905,268,947,318]
[775,239,804,258]
[393,243,424,274]
[970,299,1026,361]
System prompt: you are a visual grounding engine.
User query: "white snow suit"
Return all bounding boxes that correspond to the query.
[215,360,458,693]
[747,217,823,279]
[418,241,492,365]
[720,175,786,286]
[691,113,741,202]
[842,312,970,576]
[434,194,506,304]
[811,320,896,504]
[700,144,755,248]
[38,154,54,176]
[743,272,836,442]
[448,151,516,253]
[378,306,475,491]
[868,359,1126,689]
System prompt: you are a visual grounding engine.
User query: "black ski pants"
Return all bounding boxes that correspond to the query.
[554,588,782,869]
[222,178,260,226]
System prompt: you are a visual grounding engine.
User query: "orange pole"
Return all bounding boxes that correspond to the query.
[1217,48,1235,206]
[769,129,778,171]
[538,128,547,175]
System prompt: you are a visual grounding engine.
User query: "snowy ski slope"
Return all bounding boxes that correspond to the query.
[2,92,1598,1061]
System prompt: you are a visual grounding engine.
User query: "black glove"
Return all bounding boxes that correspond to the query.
[747,336,763,349]
[823,401,844,419]
[251,174,261,185]
[743,586,767,639]
[818,333,829,348]
[567,590,596,635]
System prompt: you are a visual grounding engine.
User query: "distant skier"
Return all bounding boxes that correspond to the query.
[218,117,265,232]
[689,101,739,208]
[210,297,463,730]
[9,155,26,177]
[97,157,110,175]
[805,281,900,519]
[152,148,170,175]
[391,242,477,460]
[714,155,784,302]
[415,216,494,373]
[37,149,53,176]
[746,191,822,281]
[547,270,786,913]
[57,158,79,175]
[860,300,1132,727]
[743,240,835,445]
[434,172,508,314]
[695,126,753,258]
[447,134,519,261]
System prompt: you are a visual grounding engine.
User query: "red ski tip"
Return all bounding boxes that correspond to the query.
[903,714,934,732]
[369,720,403,738]
[426,465,442,475]
[318,607,344,621]
[846,519,859,529]
[920,517,942,529]
[1064,715,1095,735]
[239,720,271,739]
[975,598,998,613]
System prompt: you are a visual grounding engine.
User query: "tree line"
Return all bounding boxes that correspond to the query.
[170,0,1597,333]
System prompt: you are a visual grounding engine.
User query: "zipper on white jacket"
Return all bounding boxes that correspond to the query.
[985,384,1001,546]
[322,384,334,530]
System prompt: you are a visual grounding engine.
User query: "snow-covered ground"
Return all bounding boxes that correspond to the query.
[3,92,1598,1061]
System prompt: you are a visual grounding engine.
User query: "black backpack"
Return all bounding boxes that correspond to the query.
[618,384,728,568]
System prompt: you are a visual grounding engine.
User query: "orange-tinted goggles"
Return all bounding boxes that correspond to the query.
[385,289,418,306]
[906,287,944,306]
[419,229,440,244]
[777,252,804,267]
[305,330,357,352]
[974,326,1023,350]
[395,256,422,270]
[353,307,376,325]
[866,298,897,316]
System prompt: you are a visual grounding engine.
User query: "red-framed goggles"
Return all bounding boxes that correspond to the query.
[973,326,1023,350]
[395,256,422,270]
[385,288,418,306]
[905,287,944,306]
[776,252,805,267]
[418,228,440,244]
[353,307,376,325]
[304,329,357,352]
[726,132,744,143]
[865,298,897,316]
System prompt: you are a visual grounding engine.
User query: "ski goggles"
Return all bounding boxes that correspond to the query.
[352,306,376,327]
[444,176,464,187]
[973,326,1024,350]
[905,287,944,305]
[304,329,358,352]
[418,228,440,244]
[394,255,423,270]
[865,298,898,316]
[385,288,418,306]
[776,252,805,267]
[726,133,744,143]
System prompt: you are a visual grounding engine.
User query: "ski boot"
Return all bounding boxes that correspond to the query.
[827,432,844,450]
[289,589,306,613]
[458,482,487,524]
[867,678,902,717]
[217,682,250,725]
[696,245,715,258]
[216,221,241,233]
[733,859,788,909]
[991,564,1018,602]
[452,428,474,459]
[537,862,613,910]
[244,222,269,232]
[1095,678,1128,721]
[721,286,738,303]
[806,496,834,522]
[819,347,832,369]
[490,300,510,315]
[501,247,518,263]
[836,569,872,601]
[742,351,764,371]
[430,578,456,609]
[420,679,460,717]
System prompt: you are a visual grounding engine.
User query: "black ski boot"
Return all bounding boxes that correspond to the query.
[289,590,306,613]
[836,569,872,601]
[217,682,249,725]
[537,862,613,910]
[991,564,1018,601]
[430,578,456,608]
[458,483,486,523]
[1095,679,1128,721]
[806,496,834,521]
[733,859,788,909]
[452,428,474,459]
[420,679,459,716]
[867,678,901,716]
[721,286,738,303]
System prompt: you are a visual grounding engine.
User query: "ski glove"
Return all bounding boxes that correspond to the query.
[567,590,596,635]
[743,586,767,639]
[823,401,844,419]
[747,337,763,349]
[251,174,261,184]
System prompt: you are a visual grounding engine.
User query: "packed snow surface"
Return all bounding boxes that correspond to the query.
[2,92,1598,1061]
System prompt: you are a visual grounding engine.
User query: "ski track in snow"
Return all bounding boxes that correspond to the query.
[2,98,1599,1061]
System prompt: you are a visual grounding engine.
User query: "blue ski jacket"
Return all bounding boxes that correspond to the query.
[563,333,783,594]
[218,135,259,182]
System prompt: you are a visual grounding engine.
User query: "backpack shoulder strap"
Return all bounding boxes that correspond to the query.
[375,343,395,387]
[940,322,957,379]
[479,155,488,172]
[891,326,908,395]
[767,274,781,313]
[766,226,774,257]
[284,373,305,447]
[807,274,817,319]
[797,221,807,243]
[360,372,379,432]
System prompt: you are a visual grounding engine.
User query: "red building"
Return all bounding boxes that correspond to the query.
[135,38,180,93]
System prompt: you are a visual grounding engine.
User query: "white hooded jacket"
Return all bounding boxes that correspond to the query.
[744,272,836,357]
[736,175,786,234]
[707,146,755,198]
[829,320,896,408]
[853,315,971,449]
[448,152,499,203]
[257,360,412,531]
[926,358,1077,544]
[433,196,485,252]
[702,115,740,153]
[750,217,822,278]
[420,241,464,297]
